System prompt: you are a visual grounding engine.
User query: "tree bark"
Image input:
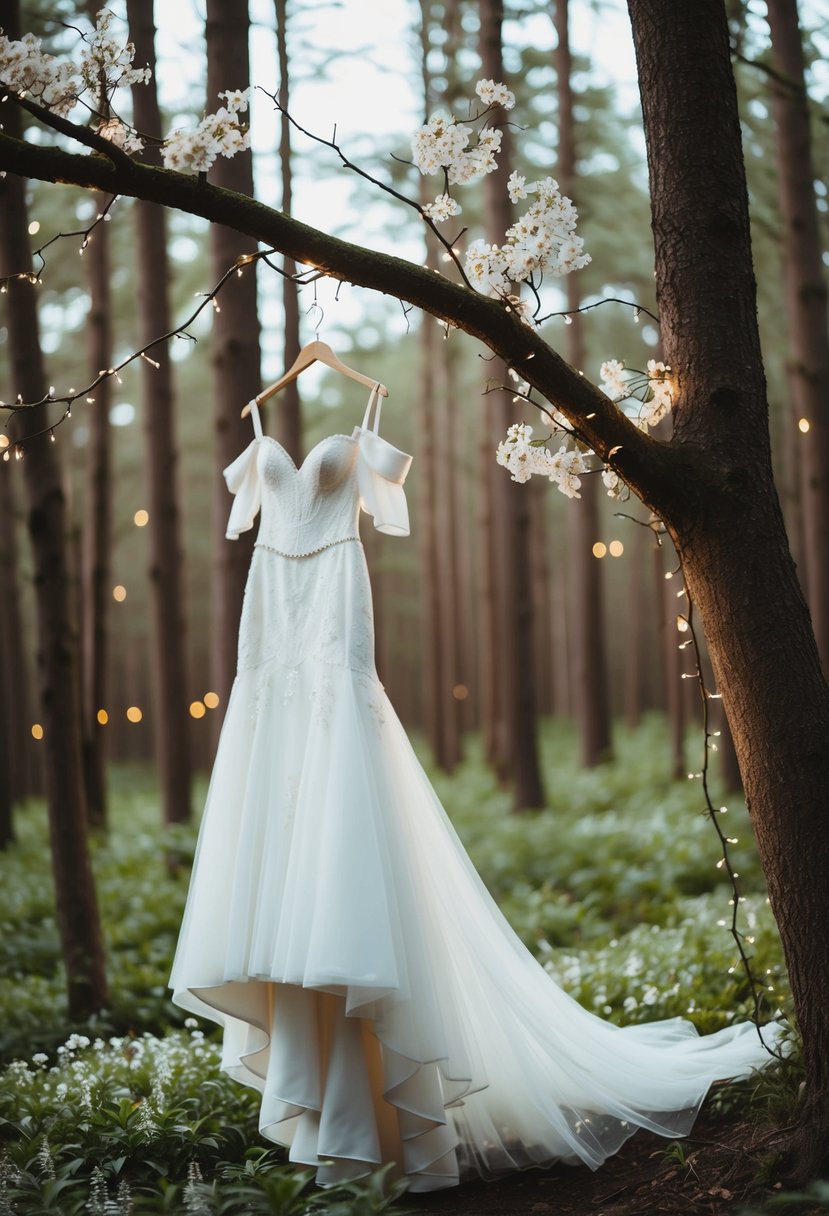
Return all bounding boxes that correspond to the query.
[628,0,829,1175]
[0,450,31,830]
[479,0,545,810]
[80,188,112,829]
[555,0,612,768]
[766,0,829,672]
[127,0,193,824]
[274,0,302,463]
[0,0,108,1015]
[206,0,262,724]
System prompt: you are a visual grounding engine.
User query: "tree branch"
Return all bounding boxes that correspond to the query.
[0,124,684,506]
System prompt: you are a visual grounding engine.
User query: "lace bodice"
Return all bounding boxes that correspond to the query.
[223,389,412,555]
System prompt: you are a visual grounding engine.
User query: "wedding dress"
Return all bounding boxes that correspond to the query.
[169,387,787,1193]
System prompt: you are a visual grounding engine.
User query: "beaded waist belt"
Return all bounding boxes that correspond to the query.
[254,536,361,559]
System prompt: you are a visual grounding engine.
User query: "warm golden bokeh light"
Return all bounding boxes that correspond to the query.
[798,418,810,434]
[112,584,127,602]
[0,435,8,450]
[189,701,206,719]
[452,684,469,701]
[203,691,220,709]
[97,709,109,725]
[676,615,690,633]
[126,706,143,723]
[134,509,149,527]
[31,723,44,740]
[28,220,40,235]
[592,542,607,559]
[608,540,624,557]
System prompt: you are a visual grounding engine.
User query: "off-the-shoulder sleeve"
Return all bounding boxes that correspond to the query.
[357,430,413,536]
[223,438,262,540]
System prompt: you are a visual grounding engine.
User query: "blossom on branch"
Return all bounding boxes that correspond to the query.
[475,79,515,110]
[162,89,251,173]
[495,423,586,498]
[421,193,461,223]
[0,31,78,116]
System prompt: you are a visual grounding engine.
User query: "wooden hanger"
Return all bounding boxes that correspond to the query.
[241,340,388,417]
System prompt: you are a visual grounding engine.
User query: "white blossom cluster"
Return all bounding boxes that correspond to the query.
[495,422,586,498]
[0,31,80,116]
[162,88,251,173]
[412,109,503,195]
[599,357,673,430]
[465,175,590,300]
[411,78,517,222]
[0,11,149,121]
[0,13,253,176]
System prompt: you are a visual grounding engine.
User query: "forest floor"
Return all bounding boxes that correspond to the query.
[400,1111,807,1216]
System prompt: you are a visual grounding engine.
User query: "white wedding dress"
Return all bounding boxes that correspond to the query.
[170,387,786,1193]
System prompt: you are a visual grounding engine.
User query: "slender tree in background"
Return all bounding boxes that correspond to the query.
[80,185,113,828]
[0,464,18,844]
[206,0,263,720]
[8,0,829,1170]
[0,0,107,1015]
[127,0,192,824]
[767,0,829,672]
[479,0,544,809]
[554,0,612,767]
[417,0,463,772]
[0,453,31,833]
[274,0,302,463]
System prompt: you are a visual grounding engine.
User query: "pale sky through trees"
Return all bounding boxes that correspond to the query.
[148,0,828,378]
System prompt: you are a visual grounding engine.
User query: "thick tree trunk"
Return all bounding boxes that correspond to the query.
[628,0,829,1176]
[206,0,262,722]
[81,188,112,829]
[127,0,193,824]
[479,0,544,809]
[767,0,829,673]
[274,0,302,463]
[555,0,612,768]
[0,5,108,1014]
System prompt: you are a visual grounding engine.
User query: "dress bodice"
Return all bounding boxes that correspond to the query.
[222,390,412,555]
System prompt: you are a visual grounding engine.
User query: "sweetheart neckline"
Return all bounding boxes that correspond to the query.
[259,430,360,475]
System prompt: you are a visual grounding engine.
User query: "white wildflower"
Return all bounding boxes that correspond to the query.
[31,1052,48,1067]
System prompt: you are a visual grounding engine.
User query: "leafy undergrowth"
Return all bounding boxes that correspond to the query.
[0,714,800,1213]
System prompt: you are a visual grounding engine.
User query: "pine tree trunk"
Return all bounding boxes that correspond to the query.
[0,12,108,1014]
[127,0,193,824]
[81,188,112,829]
[555,0,612,767]
[274,0,302,463]
[767,0,829,672]
[0,460,16,845]
[479,0,544,810]
[0,458,29,835]
[206,0,262,721]
[623,523,645,730]
[628,0,829,1176]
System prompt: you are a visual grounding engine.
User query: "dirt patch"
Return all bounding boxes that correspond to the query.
[400,1113,804,1216]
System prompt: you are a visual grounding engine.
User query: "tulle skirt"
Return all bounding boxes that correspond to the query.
[169,648,787,1192]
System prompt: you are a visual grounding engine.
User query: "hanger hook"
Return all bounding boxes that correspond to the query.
[306,300,324,337]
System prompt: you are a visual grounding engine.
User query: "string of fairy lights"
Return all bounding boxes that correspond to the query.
[24,507,224,740]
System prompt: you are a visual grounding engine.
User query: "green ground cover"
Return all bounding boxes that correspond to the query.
[0,716,796,1213]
